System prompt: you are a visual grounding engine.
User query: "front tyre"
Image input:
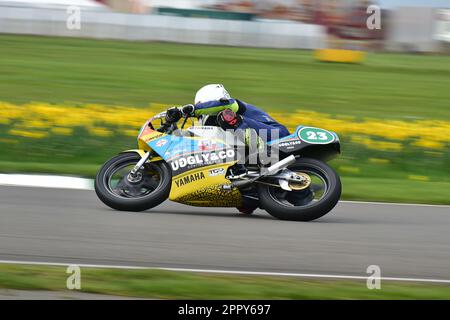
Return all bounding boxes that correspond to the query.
[95,153,171,212]
[258,158,341,221]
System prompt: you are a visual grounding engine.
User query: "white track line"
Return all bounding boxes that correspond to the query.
[339,200,450,208]
[0,174,448,207]
[0,174,92,190]
[1,260,450,284]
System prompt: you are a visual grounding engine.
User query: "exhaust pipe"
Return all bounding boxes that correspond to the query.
[266,155,296,175]
[229,155,297,189]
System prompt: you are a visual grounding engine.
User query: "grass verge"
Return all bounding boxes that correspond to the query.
[1,35,449,120]
[341,177,450,205]
[1,264,450,299]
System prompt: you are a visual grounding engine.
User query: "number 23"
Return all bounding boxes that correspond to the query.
[306,131,327,140]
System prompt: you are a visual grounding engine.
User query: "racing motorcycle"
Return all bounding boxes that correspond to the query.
[95,106,341,221]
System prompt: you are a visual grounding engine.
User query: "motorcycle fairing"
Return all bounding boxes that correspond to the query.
[137,122,167,151]
[269,126,340,160]
[168,162,242,207]
[138,124,242,207]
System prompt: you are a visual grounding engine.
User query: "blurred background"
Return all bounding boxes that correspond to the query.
[0,0,449,204]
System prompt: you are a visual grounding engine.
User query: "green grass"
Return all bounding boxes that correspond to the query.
[1,35,449,119]
[342,177,450,205]
[1,264,450,299]
[0,161,99,177]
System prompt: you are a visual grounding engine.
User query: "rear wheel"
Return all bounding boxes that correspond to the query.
[95,153,171,212]
[258,158,341,221]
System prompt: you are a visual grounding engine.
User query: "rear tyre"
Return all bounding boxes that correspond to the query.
[95,153,171,212]
[258,157,341,221]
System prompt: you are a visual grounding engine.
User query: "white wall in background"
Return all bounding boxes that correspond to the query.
[144,0,221,9]
[0,6,326,49]
[386,7,439,52]
[0,0,106,8]
[434,9,450,43]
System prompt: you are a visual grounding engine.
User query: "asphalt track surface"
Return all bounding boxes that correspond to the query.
[1,186,449,280]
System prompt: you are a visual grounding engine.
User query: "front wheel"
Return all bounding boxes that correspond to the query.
[258,158,341,221]
[95,153,171,212]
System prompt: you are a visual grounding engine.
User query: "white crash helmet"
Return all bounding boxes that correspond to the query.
[194,84,231,105]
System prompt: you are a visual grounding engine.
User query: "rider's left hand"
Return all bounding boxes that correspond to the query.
[181,104,195,117]
[165,107,182,123]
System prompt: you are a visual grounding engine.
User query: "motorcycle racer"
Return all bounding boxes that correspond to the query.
[95,85,342,220]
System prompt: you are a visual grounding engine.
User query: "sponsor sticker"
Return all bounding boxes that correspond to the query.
[170,149,235,171]
[156,139,168,147]
[209,168,225,176]
[142,132,165,143]
[188,126,215,131]
[279,140,301,148]
[198,140,216,151]
[175,171,206,187]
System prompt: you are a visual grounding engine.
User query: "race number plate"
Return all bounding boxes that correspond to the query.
[298,127,335,144]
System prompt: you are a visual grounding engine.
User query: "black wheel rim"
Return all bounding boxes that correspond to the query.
[103,159,163,200]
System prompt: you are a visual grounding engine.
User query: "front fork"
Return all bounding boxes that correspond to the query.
[128,151,151,179]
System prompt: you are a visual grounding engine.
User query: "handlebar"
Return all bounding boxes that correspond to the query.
[155,104,197,133]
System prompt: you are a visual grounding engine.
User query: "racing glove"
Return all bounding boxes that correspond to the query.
[165,107,182,123]
[181,104,195,117]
